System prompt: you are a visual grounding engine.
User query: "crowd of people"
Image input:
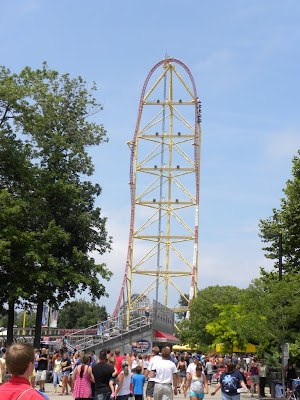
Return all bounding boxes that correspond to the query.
[0,343,299,400]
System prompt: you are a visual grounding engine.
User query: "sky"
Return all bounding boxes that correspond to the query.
[2,0,300,314]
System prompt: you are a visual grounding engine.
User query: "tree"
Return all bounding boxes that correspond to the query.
[57,300,108,329]
[206,304,249,353]
[0,73,37,342]
[205,274,300,357]
[176,293,189,320]
[0,64,112,346]
[259,150,300,274]
[179,285,243,350]
[14,310,36,328]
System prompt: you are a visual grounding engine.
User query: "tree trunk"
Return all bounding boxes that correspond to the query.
[34,298,43,349]
[7,299,15,345]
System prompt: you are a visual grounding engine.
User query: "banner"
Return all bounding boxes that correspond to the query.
[41,305,49,327]
[50,309,58,328]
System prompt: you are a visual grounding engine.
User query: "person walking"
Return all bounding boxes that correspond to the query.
[115,360,131,400]
[36,347,49,393]
[60,352,72,395]
[205,359,213,386]
[211,362,247,400]
[72,354,94,399]
[145,347,161,400]
[184,365,208,400]
[177,356,188,393]
[52,353,62,393]
[150,347,178,400]
[93,349,116,400]
[187,355,201,379]
[115,349,125,374]
[258,359,268,397]
[249,357,260,397]
[132,366,146,400]
[0,351,6,385]
[285,360,298,391]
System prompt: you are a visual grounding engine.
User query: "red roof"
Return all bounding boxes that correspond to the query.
[154,330,180,343]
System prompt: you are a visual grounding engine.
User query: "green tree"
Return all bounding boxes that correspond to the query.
[0,64,112,346]
[57,300,108,329]
[206,274,300,357]
[259,150,300,274]
[206,304,249,353]
[15,310,36,328]
[179,285,243,350]
[0,72,37,343]
[176,293,189,320]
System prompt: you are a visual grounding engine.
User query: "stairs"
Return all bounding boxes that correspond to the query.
[68,312,150,352]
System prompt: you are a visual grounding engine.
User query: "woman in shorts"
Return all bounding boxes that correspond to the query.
[249,357,260,397]
[59,352,72,395]
[177,356,188,393]
[185,365,208,400]
[211,362,247,400]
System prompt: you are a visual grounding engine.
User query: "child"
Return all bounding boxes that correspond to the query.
[108,356,118,398]
[131,365,146,400]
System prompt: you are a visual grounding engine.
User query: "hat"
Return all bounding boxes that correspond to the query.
[193,354,200,360]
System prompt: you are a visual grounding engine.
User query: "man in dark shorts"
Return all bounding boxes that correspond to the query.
[145,347,161,400]
[36,348,49,393]
[92,349,116,400]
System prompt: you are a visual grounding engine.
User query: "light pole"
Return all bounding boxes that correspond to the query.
[265,232,285,397]
[265,232,283,281]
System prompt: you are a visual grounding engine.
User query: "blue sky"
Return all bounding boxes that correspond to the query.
[2,0,300,313]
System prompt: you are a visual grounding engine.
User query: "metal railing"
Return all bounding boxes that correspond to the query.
[68,311,150,352]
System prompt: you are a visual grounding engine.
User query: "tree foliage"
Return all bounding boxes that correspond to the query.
[179,285,243,350]
[178,150,300,360]
[176,293,188,320]
[259,150,300,274]
[57,300,108,329]
[0,63,112,345]
[206,304,249,353]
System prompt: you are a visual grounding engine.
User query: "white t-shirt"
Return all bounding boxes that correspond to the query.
[152,359,177,384]
[148,355,162,382]
[187,362,197,375]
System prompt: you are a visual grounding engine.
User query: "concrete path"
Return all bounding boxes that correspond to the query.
[41,382,270,400]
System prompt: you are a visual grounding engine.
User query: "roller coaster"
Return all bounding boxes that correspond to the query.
[6,59,201,352]
[112,57,201,326]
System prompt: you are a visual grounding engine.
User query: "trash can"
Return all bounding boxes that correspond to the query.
[271,380,286,398]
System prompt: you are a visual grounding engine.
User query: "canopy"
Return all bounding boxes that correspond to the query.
[154,330,180,344]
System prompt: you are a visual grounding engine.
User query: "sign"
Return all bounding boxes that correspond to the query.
[131,340,151,354]
[283,343,289,367]
[50,310,58,328]
[42,305,49,327]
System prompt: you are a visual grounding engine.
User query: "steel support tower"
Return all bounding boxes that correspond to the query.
[112,58,201,324]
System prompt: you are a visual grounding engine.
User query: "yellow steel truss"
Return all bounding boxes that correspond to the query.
[126,60,201,322]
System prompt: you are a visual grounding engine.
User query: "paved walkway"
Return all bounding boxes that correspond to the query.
[41,382,271,400]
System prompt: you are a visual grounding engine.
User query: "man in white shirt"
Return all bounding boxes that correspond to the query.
[186,354,200,378]
[151,347,177,400]
[145,347,162,400]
